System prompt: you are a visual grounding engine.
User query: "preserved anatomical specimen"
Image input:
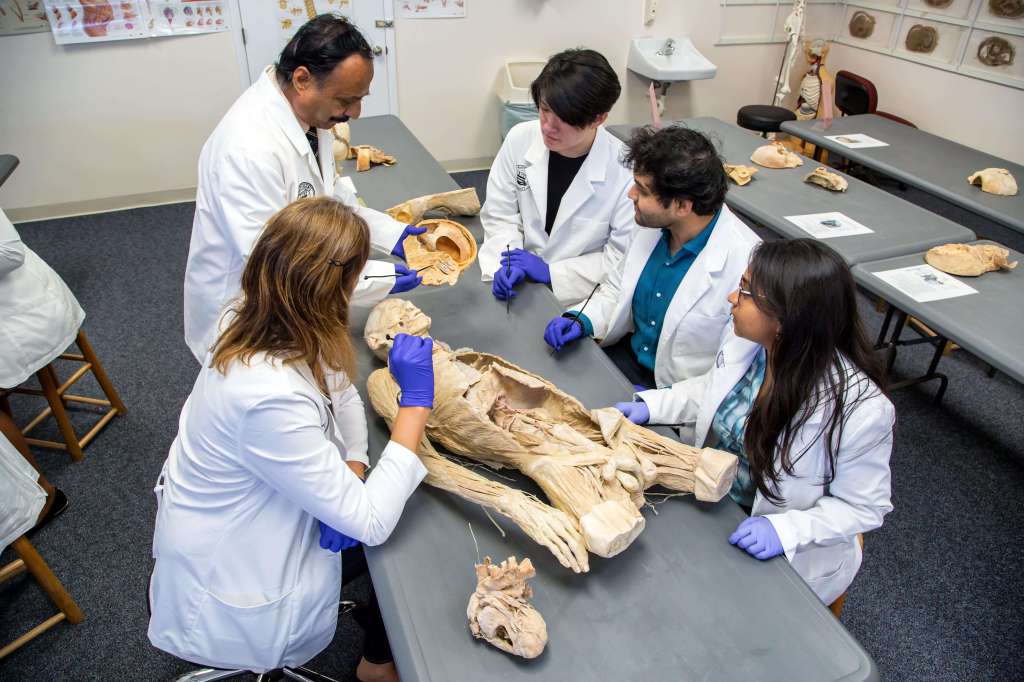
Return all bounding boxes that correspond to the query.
[804,166,849,192]
[401,218,478,286]
[925,243,1018,277]
[724,164,758,186]
[467,556,547,659]
[968,168,1018,196]
[751,142,804,169]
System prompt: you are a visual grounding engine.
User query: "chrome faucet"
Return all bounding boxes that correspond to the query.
[657,38,676,56]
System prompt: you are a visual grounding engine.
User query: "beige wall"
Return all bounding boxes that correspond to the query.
[825,44,1024,164]
[0,30,242,219]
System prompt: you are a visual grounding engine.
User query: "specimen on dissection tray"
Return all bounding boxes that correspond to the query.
[363,300,738,573]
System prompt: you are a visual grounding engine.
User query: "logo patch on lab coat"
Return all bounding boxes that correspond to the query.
[297,181,315,199]
[514,164,529,191]
[716,350,725,368]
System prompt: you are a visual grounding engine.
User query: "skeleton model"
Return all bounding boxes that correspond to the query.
[467,556,547,659]
[363,300,738,573]
[773,0,807,106]
[796,39,833,121]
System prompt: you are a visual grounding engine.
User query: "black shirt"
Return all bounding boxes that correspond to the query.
[545,150,588,235]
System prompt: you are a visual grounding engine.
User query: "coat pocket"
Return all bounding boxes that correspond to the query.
[185,587,296,671]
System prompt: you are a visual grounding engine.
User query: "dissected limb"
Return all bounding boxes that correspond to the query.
[386,187,481,225]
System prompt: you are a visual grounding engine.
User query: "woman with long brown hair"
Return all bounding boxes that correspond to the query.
[148,197,432,681]
[615,239,894,606]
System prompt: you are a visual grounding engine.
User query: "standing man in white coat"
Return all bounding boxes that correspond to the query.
[543,126,760,396]
[479,48,636,306]
[184,15,423,363]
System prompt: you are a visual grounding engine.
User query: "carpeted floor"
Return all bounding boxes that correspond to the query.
[1,170,1021,681]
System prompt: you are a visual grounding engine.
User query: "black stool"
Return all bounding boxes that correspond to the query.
[736,105,797,137]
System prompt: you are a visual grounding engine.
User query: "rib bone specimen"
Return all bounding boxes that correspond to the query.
[364,300,738,572]
[724,164,758,186]
[467,556,547,659]
[967,168,1018,196]
[402,218,478,286]
[386,188,481,225]
[925,243,1018,277]
[751,142,804,169]
[804,166,848,192]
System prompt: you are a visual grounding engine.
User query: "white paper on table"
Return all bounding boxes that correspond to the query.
[784,212,874,239]
[871,264,978,303]
[825,133,889,149]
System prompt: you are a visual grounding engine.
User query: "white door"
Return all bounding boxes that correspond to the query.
[232,0,397,117]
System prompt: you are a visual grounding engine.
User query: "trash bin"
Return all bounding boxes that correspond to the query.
[497,59,545,141]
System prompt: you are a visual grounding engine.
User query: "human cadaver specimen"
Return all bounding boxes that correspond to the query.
[804,167,849,192]
[467,556,547,659]
[925,243,1018,277]
[751,142,804,169]
[849,11,876,39]
[989,0,1024,19]
[906,25,939,54]
[400,218,478,286]
[724,164,758,186]
[349,144,397,172]
[363,300,738,572]
[386,188,482,225]
[968,168,1018,195]
[977,36,1015,66]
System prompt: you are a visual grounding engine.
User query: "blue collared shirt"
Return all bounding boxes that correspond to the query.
[709,347,766,508]
[629,211,718,372]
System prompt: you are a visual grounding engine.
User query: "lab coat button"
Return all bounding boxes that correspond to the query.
[656,292,662,298]
[650,320,656,326]
[643,345,649,351]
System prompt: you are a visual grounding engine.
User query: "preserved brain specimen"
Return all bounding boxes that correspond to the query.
[804,166,849,192]
[906,25,939,53]
[977,36,1015,66]
[989,0,1024,19]
[364,300,738,572]
[925,243,1018,276]
[924,0,953,7]
[467,556,547,659]
[849,11,876,39]
[724,164,758,186]
[968,167,1018,195]
[751,142,804,169]
[401,218,478,286]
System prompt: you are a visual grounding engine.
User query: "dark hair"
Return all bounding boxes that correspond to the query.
[530,48,621,128]
[623,125,728,215]
[276,14,373,87]
[743,239,889,504]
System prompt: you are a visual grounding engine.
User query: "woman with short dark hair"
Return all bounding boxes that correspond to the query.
[616,239,894,605]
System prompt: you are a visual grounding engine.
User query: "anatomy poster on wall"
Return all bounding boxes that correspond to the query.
[0,1,50,35]
[43,1,150,43]
[276,0,350,44]
[151,1,227,36]
[397,0,465,19]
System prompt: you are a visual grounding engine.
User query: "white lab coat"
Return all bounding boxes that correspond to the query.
[148,354,427,671]
[0,209,85,388]
[478,120,635,305]
[576,205,759,389]
[183,66,405,362]
[0,432,46,552]
[639,325,894,604]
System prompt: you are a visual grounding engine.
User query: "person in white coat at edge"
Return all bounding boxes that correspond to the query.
[0,207,73,532]
[479,48,636,306]
[543,126,760,414]
[184,14,424,363]
[150,198,433,682]
[613,239,894,606]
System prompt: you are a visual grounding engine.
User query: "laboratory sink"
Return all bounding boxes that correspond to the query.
[627,37,717,82]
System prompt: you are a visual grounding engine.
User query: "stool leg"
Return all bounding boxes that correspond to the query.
[11,536,84,624]
[36,366,84,462]
[75,331,127,414]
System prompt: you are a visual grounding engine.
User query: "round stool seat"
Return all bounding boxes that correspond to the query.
[737,105,797,134]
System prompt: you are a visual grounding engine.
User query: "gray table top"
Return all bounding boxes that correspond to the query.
[608,118,976,266]
[781,115,1024,235]
[0,154,19,188]
[852,241,1024,385]
[345,115,878,682]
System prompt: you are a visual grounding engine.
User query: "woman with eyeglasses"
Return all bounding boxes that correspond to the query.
[612,239,894,606]
[148,197,432,681]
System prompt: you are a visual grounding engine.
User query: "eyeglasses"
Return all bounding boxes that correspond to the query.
[737,286,754,299]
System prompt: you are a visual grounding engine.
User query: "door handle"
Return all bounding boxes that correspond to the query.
[373,45,384,56]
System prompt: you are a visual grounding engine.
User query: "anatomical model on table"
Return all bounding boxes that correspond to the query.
[330,121,397,171]
[363,300,738,574]
[751,142,804,169]
[925,243,1018,277]
[385,188,482,286]
[467,556,547,659]
[967,168,1018,196]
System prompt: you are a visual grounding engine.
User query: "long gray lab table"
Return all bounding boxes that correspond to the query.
[0,154,18,188]
[781,114,1024,235]
[342,116,879,681]
[608,118,975,265]
[852,241,1024,387]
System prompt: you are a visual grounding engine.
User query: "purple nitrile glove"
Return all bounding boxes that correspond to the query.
[389,263,423,294]
[492,264,526,300]
[614,400,650,425]
[391,225,427,261]
[501,248,550,285]
[543,316,583,352]
[389,333,434,408]
[318,520,360,553]
[728,516,784,560]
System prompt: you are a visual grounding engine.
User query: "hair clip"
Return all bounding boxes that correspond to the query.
[328,258,344,267]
